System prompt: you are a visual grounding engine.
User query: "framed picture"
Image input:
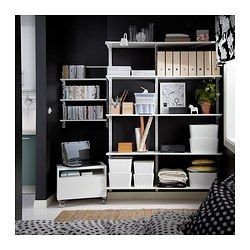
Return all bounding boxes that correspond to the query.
[160,82,186,114]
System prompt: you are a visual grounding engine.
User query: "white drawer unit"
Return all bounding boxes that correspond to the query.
[57,163,107,205]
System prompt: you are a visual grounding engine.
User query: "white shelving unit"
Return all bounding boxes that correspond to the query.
[105,40,222,192]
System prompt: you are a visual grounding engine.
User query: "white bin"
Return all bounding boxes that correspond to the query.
[134,174,154,187]
[109,172,132,188]
[134,161,154,174]
[134,93,156,104]
[135,103,156,114]
[188,172,217,189]
[190,138,218,154]
[189,124,218,139]
[109,157,132,173]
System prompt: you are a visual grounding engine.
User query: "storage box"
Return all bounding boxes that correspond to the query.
[189,124,218,139]
[133,174,154,187]
[169,107,189,114]
[109,157,132,173]
[188,172,217,188]
[135,103,156,114]
[122,102,134,114]
[109,172,132,188]
[190,138,218,154]
[134,161,154,174]
[118,142,133,153]
[110,103,120,114]
[134,93,156,104]
[160,144,185,153]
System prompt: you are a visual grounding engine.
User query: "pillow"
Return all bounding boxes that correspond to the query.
[191,159,215,165]
[187,166,217,172]
[182,174,235,235]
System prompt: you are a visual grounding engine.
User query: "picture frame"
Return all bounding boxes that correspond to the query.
[160,82,186,114]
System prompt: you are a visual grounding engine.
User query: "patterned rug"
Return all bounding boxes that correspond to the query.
[54,209,197,222]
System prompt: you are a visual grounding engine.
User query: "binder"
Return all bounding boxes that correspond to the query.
[165,51,173,76]
[212,51,220,75]
[157,52,165,76]
[204,51,212,75]
[197,51,204,76]
[188,51,196,76]
[173,51,180,76]
[180,51,189,76]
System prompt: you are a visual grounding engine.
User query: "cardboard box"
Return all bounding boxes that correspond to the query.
[122,102,134,114]
[118,142,133,152]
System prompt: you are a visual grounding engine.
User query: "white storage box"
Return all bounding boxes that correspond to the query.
[134,161,154,174]
[109,157,132,173]
[188,172,217,188]
[135,103,156,114]
[109,172,132,188]
[134,93,156,104]
[134,174,154,187]
[189,124,218,139]
[190,138,218,154]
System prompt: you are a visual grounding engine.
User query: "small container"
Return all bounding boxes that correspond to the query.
[135,103,156,114]
[118,142,133,153]
[129,25,137,42]
[109,157,132,173]
[190,138,218,154]
[188,172,217,188]
[109,172,132,188]
[122,102,134,114]
[134,161,154,174]
[189,124,218,139]
[110,103,120,114]
[134,93,156,104]
[134,173,154,187]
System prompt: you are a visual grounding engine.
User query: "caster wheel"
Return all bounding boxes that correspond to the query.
[59,200,66,207]
[101,198,107,204]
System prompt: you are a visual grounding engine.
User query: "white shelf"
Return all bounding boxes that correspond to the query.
[106,114,222,117]
[106,186,209,191]
[60,99,107,102]
[106,75,222,80]
[105,41,216,49]
[60,119,106,122]
[60,78,106,82]
[106,151,222,156]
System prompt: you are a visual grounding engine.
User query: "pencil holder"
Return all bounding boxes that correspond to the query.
[122,102,134,114]
[110,103,121,114]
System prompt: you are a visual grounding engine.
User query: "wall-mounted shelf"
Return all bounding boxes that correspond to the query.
[105,41,216,49]
[106,75,222,80]
[106,151,223,156]
[60,99,107,102]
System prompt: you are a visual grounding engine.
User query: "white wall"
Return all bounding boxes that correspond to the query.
[21,15,36,133]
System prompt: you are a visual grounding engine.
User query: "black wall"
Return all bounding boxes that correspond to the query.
[15,15,22,220]
[36,15,224,199]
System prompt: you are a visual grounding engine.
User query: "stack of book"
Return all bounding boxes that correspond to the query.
[63,85,100,99]
[165,34,191,42]
[62,65,86,79]
[107,66,131,76]
[63,105,103,120]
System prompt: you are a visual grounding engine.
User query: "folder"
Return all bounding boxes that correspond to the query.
[173,51,181,76]
[197,51,204,76]
[212,51,220,75]
[180,51,189,76]
[204,51,212,75]
[157,52,165,76]
[165,51,173,76]
[188,51,196,76]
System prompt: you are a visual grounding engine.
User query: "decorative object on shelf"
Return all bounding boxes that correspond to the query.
[160,82,186,114]
[169,107,189,114]
[122,102,134,114]
[148,23,154,42]
[160,144,185,153]
[188,104,198,114]
[118,142,133,153]
[165,33,190,42]
[196,30,209,42]
[128,25,137,42]
[62,65,86,79]
[194,79,220,114]
[136,30,146,42]
[215,15,235,63]
[138,116,153,152]
[120,33,128,46]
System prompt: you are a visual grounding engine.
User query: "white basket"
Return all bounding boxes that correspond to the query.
[190,138,218,154]
[109,172,132,188]
[109,158,132,173]
[134,161,154,174]
[189,124,218,139]
[135,103,156,114]
[188,172,217,188]
[134,93,156,104]
[134,174,154,187]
